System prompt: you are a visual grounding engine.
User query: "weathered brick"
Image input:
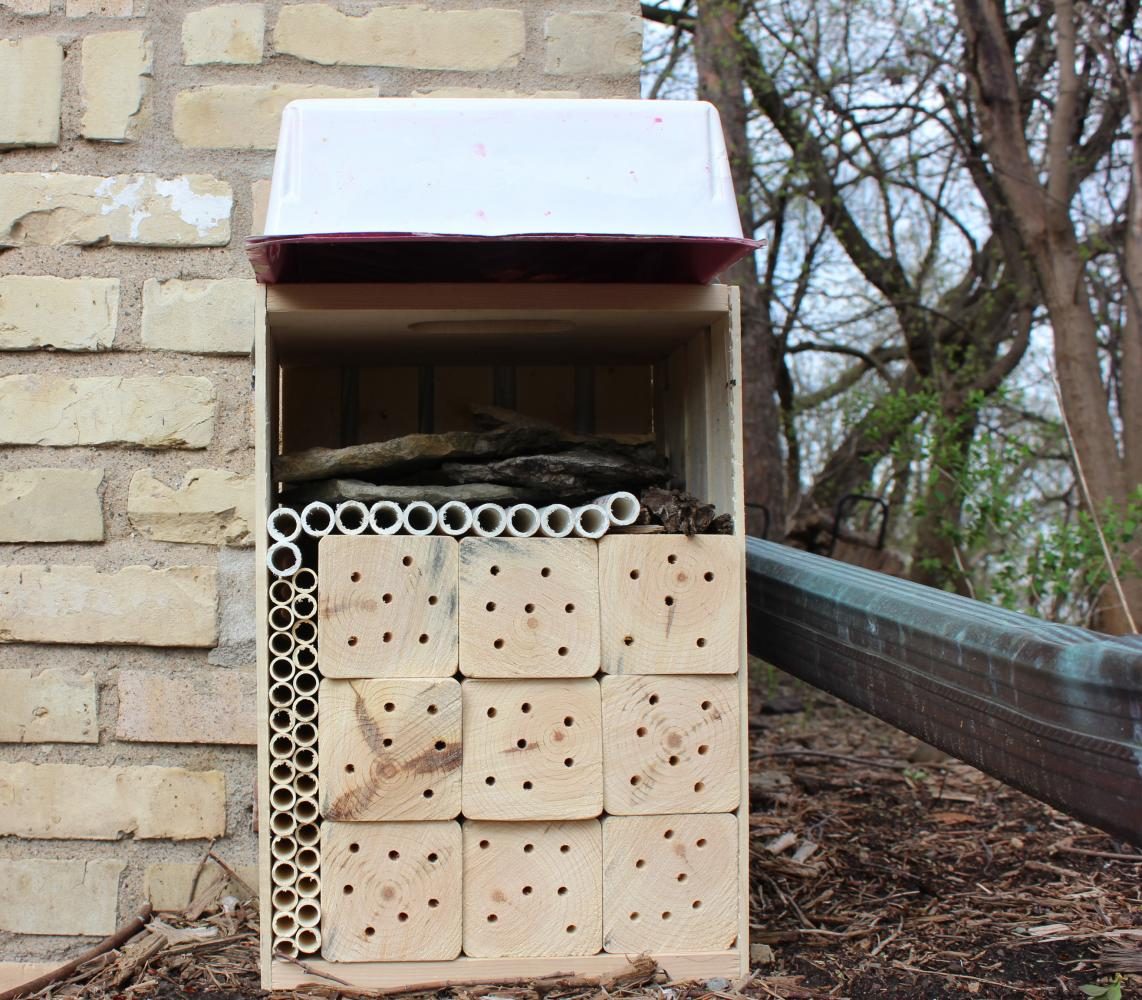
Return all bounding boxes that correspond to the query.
[0,173,232,247]
[0,860,124,935]
[0,37,63,148]
[0,375,215,447]
[116,668,256,744]
[128,468,253,546]
[67,0,144,15]
[145,862,258,911]
[81,31,152,141]
[173,83,375,150]
[0,763,225,839]
[0,276,119,351]
[0,0,51,13]
[0,668,98,743]
[182,4,264,65]
[274,5,525,70]
[251,178,271,235]
[414,87,580,99]
[544,13,642,76]
[0,967,57,993]
[142,278,256,354]
[0,468,104,542]
[0,565,218,647]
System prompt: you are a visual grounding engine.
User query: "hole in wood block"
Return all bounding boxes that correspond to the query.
[600,536,741,675]
[318,536,458,679]
[602,813,737,954]
[320,678,462,822]
[462,678,602,821]
[322,820,461,962]
[463,820,602,958]
[602,675,740,815]
[459,539,600,678]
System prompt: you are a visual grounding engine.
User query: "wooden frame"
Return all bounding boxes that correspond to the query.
[255,284,747,991]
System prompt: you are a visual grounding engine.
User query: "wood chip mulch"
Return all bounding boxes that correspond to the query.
[13,666,1140,1000]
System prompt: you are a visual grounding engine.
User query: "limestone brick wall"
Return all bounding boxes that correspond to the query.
[0,0,642,970]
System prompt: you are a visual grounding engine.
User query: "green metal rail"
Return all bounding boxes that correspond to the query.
[745,539,1142,846]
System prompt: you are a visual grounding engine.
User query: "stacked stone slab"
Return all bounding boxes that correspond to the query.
[0,0,642,978]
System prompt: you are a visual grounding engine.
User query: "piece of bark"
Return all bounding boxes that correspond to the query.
[471,404,655,450]
[283,480,520,507]
[441,448,669,495]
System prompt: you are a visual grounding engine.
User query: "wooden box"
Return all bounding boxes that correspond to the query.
[255,285,747,991]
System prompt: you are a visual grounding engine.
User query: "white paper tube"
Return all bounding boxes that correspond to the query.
[271,911,297,937]
[294,796,319,823]
[293,697,318,723]
[291,594,317,620]
[595,490,641,527]
[273,935,299,959]
[402,500,438,535]
[293,748,317,773]
[269,657,295,684]
[291,620,317,646]
[335,499,370,534]
[269,759,296,786]
[296,928,321,954]
[269,709,295,734]
[271,860,297,887]
[270,733,295,759]
[369,500,403,535]
[293,773,318,798]
[267,507,302,543]
[295,847,320,874]
[539,503,574,538]
[271,837,298,863]
[270,783,296,811]
[268,631,295,657]
[267,540,302,579]
[472,503,508,537]
[296,900,321,927]
[296,822,320,847]
[300,501,335,537]
[296,873,320,898]
[293,568,318,594]
[269,579,295,606]
[270,812,297,837]
[506,503,540,538]
[272,885,298,910]
[292,670,319,697]
[268,683,294,709]
[292,645,318,671]
[436,500,473,536]
[294,722,318,748]
[573,504,609,539]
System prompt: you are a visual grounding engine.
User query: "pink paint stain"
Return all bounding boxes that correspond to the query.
[653,116,664,124]
[475,209,487,220]
[474,143,487,158]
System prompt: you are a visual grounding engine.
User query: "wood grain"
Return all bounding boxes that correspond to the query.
[319,678,461,821]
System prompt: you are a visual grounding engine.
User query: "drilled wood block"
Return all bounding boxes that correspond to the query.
[319,535,458,678]
[602,813,737,954]
[599,536,740,674]
[319,678,461,821]
[462,820,602,957]
[461,678,602,820]
[458,538,600,678]
[602,675,739,814]
[321,820,462,962]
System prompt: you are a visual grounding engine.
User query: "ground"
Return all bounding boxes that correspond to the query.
[28,667,1141,1000]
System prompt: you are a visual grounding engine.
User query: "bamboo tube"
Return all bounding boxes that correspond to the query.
[296,873,320,898]
[273,935,299,959]
[272,885,298,910]
[269,783,296,812]
[595,490,641,527]
[292,645,318,671]
[472,502,508,537]
[293,747,317,773]
[270,733,296,759]
[295,847,320,874]
[295,928,321,955]
[267,540,302,578]
[292,669,319,696]
[293,772,318,798]
[269,759,296,786]
[294,722,318,748]
[269,604,295,632]
[269,656,295,684]
[402,500,438,535]
[291,619,317,646]
[269,709,295,734]
[292,696,318,723]
[506,503,540,538]
[267,507,302,543]
[300,501,335,537]
[369,500,403,535]
[539,503,574,538]
[436,499,473,536]
[269,579,296,606]
[271,837,298,863]
[268,631,295,657]
[270,812,297,837]
[294,796,319,823]
[268,683,294,709]
[335,500,370,534]
[295,901,321,927]
[271,911,298,937]
[572,503,608,539]
[293,567,318,594]
[271,860,298,887]
[296,822,320,847]
[291,593,317,620]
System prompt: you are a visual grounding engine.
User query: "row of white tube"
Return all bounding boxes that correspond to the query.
[266,492,641,578]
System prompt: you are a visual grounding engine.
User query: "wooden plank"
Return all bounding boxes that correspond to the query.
[462,820,602,958]
[271,950,740,990]
[601,675,740,815]
[601,813,738,954]
[358,366,419,441]
[319,678,462,822]
[598,536,741,675]
[461,678,602,821]
[683,331,710,503]
[280,365,340,452]
[458,539,600,679]
[435,366,493,431]
[516,366,576,429]
[321,820,462,962]
[318,536,459,678]
[595,364,653,435]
